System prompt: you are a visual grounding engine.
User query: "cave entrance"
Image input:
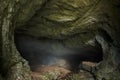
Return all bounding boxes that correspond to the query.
[14,33,103,80]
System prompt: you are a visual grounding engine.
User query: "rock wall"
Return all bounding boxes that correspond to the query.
[0,0,47,80]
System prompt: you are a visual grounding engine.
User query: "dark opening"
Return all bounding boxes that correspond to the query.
[14,33,103,72]
[98,28,113,43]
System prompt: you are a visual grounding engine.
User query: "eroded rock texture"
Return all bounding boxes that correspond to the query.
[0,0,120,80]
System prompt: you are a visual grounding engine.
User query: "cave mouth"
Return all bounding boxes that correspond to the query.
[14,33,103,79]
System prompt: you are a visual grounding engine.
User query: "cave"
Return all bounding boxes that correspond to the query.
[14,32,103,79]
[0,0,120,80]
[14,33,103,68]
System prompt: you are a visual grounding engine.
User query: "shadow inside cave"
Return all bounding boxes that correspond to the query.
[15,35,102,68]
[14,33,103,80]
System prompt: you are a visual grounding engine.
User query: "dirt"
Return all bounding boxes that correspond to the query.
[31,62,95,80]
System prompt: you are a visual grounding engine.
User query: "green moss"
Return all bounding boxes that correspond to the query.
[16,0,98,39]
[16,0,46,27]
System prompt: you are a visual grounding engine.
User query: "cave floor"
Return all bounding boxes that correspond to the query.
[31,62,95,80]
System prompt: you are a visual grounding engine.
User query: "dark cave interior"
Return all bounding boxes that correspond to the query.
[14,33,103,72]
